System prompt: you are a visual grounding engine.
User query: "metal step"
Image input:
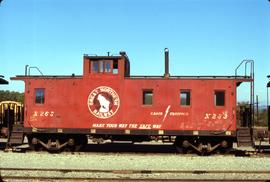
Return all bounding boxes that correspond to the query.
[237,127,253,147]
[8,124,24,146]
[10,132,24,139]
[11,124,24,132]
[237,131,251,136]
[9,138,24,145]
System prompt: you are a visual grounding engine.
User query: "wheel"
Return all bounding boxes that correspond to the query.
[175,145,188,154]
[219,140,233,154]
[27,135,42,151]
[174,137,188,154]
[73,135,88,151]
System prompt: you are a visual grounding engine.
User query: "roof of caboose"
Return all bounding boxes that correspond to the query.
[10,51,253,85]
[127,75,252,80]
[11,75,252,81]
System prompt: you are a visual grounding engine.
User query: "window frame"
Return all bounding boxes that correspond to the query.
[91,61,99,73]
[180,89,191,106]
[35,88,45,104]
[104,60,112,73]
[98,60,104,73]
[112,60,119,74]
[214,90,225,107]
[142,89,153,106]
[91,60,114,74]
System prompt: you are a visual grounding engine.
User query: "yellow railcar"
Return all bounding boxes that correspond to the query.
[0,101,23,137]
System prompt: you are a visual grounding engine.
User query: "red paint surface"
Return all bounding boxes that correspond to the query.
[12,55,250,133]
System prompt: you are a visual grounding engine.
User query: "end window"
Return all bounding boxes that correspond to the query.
[91,61,99,73]
[180,90,190,106]
[91,60,115,74]
[215,91,225,106]
[98,61,104,72]
[104,60,111,73]
[35,88,45,104]
[143,90,153,105]
[113,60,118,74]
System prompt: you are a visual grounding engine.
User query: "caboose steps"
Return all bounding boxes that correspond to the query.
[8,124,24,146]
[237,127,253,147]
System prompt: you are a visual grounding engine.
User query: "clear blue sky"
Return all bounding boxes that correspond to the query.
[1,0,270,105]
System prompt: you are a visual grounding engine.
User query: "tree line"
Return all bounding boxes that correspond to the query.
[0,90,24,103]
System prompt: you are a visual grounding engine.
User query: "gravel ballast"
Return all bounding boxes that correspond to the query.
[1,151,270,181]
[1,152,270,171]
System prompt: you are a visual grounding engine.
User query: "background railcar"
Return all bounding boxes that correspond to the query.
[0,101,23,138]
[0,76,11,138]
[9,50,256,153]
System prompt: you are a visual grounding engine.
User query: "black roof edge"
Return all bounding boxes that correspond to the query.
[12,75,83,79]
[12,75,252,79]
[83,55,122,60]
[127,75,252,79]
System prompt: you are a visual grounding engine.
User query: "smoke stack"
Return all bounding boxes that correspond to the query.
[164,48,170,78]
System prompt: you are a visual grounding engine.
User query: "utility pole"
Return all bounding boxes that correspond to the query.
[256,95,259,123]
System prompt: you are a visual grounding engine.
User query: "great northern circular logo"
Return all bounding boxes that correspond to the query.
[87,86,120,119]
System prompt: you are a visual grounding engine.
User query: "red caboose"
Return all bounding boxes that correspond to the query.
[11,49,253,153]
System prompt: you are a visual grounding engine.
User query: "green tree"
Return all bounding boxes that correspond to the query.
[0,90,24,103]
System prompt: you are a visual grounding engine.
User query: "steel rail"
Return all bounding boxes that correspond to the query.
[1,167,270,181]
[1,177,268,182]
[1,167,270,174]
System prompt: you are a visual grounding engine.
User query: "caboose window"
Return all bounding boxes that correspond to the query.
[180,90,190,106]
[104,61,111,73]
[92,61,99,73]
[215,91,225,106]
[35,88,45,104]
[91,60,115,74]
[113,60,118,74]
[143,90,153,105]
[99,61,104,72]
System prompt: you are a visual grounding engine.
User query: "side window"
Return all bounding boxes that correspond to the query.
[180,90,190,106]
[143,90,153,105]
[35,88,45,104]
[215,90,225,106]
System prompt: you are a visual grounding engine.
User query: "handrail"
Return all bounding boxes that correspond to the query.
[28,67,43,76]
[25,65,43,76]
[235,60,254,79]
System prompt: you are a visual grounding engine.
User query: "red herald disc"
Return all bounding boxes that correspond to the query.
[87,86,120,119]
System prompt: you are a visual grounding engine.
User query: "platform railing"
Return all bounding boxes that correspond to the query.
[235,60,254,78]
[235,60,254,128]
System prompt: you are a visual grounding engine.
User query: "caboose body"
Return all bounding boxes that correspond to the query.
[11,50,253,153]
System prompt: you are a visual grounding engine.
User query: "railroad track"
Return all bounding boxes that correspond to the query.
[1,168,270,181]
